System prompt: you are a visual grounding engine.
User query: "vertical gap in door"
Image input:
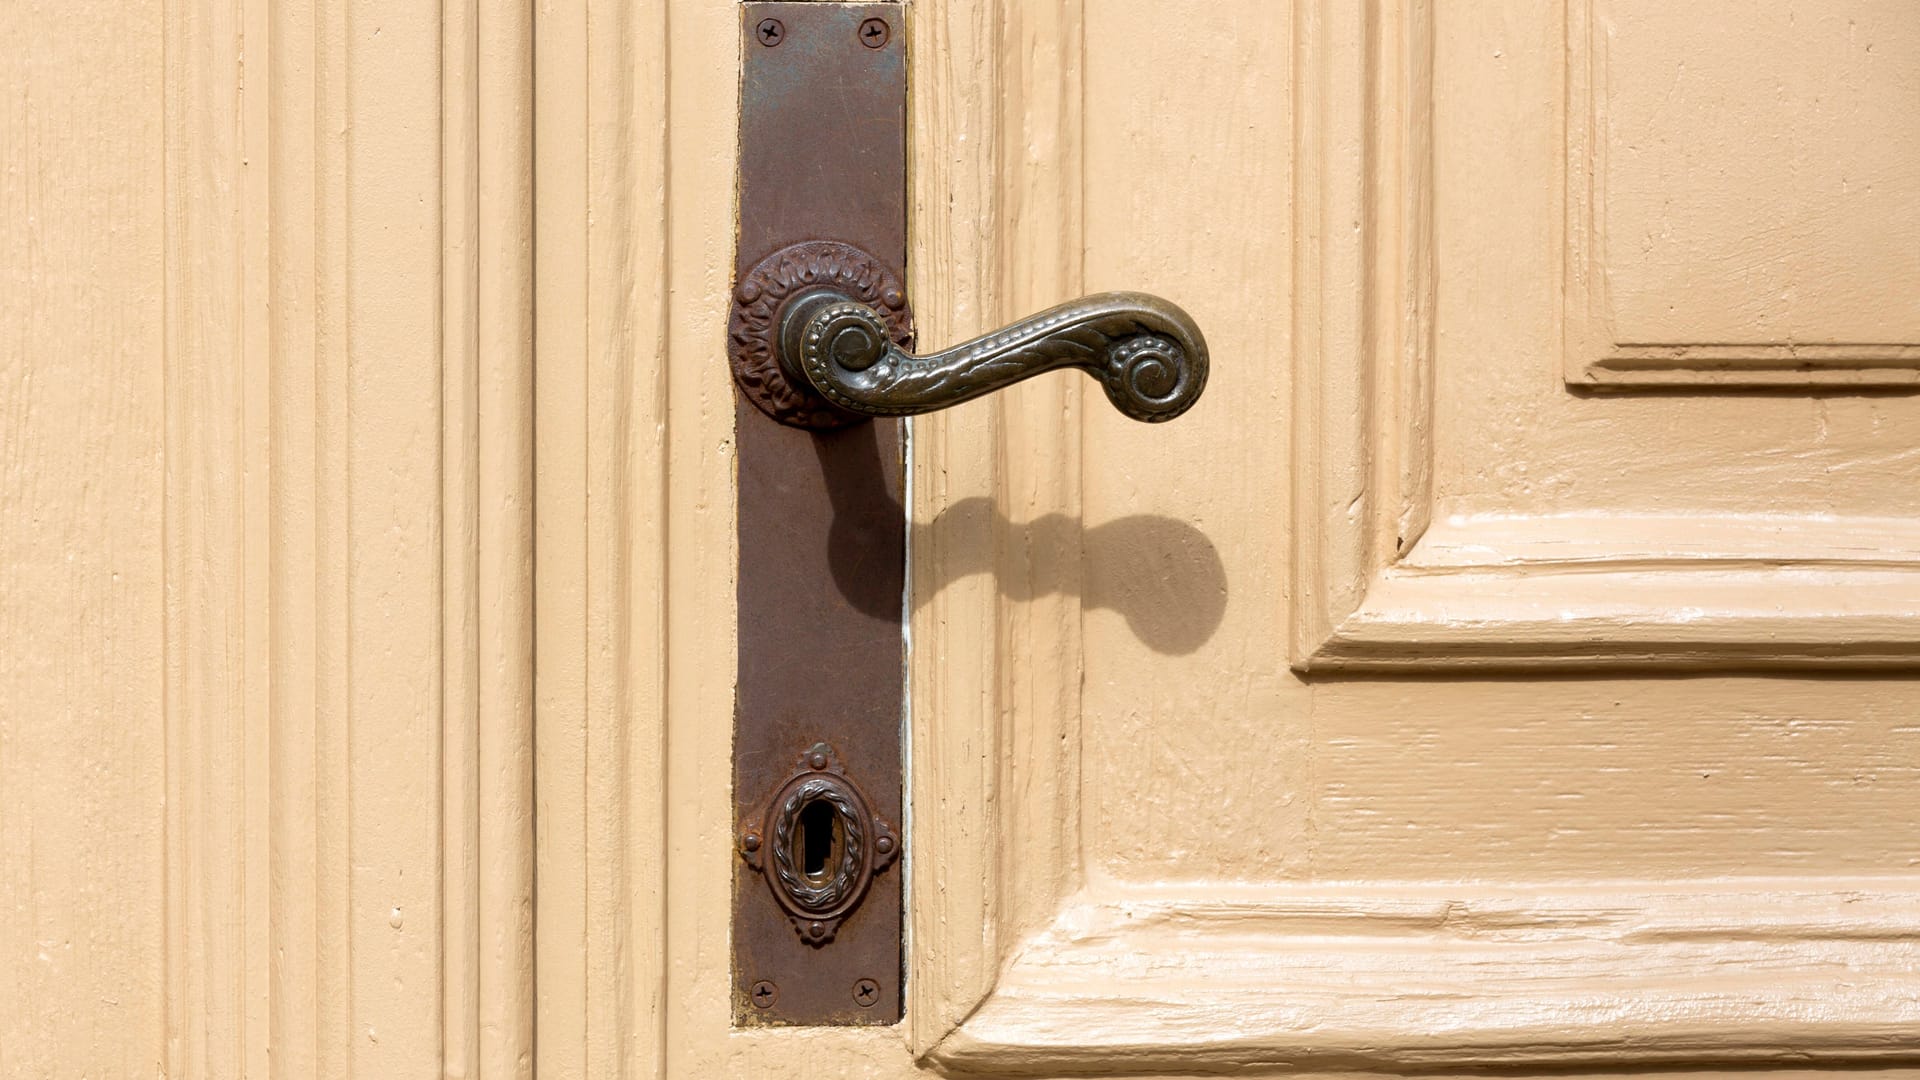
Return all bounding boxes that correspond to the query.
[899,0,921,1014]
[899,414,914,1003]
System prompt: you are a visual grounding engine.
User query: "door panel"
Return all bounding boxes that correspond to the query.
[1568,0,1920,385]
[1303,0,1920,670]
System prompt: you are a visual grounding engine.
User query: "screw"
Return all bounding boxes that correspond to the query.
[807,751,828,770]
[858,17,890,49]
[756,18,784,47]
[874,835,893,855]
[750,980,778,1009]
[853,978,880,1008]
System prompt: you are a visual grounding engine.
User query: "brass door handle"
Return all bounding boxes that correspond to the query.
[730,241,1209,429]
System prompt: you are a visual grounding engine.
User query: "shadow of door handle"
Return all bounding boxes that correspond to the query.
[730,241,1208,429]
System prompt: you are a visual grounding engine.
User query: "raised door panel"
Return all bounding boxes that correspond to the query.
[1298,0,1920,669]
[1568,0,1920,386]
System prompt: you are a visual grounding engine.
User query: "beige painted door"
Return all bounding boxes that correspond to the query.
[8,0,1920,1077]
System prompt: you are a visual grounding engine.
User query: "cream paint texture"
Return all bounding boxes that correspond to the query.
[8,0,1920,1077]
[2,0,166,1073]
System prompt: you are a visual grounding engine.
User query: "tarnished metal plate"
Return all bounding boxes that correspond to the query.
[732,1,906,1027]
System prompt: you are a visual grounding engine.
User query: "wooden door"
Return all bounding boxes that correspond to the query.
[8,0,1919,1077]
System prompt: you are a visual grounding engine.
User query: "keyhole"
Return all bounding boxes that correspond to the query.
[797,800,842,883]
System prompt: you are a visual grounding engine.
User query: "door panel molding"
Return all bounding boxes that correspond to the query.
[933,881,1920,1073]
[912,0,1920,1072]
[1291,0,1920,671]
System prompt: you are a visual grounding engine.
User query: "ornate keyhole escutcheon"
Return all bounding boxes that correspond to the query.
[739,742,898,946]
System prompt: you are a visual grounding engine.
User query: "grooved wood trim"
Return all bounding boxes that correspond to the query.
[530,0,671,1074]
[530,0,741,1075]
[441,0,537,1073]
[164,0,266,1070]
[1290,0,1920,671]
[159,0,535,1073]
[907,0,1089,1059]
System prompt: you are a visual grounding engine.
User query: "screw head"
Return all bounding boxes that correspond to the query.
[874,835,893,855]
[807,751,828,770]
[742,831,761,853]
[750,980,778,1008]
[858,17,890,49]
[853,978,880,1008]
[808,920,826,939]
[755,18,784,46]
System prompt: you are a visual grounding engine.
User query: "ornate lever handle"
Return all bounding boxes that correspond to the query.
[783,290,1207,423]
[729,241,1209,429]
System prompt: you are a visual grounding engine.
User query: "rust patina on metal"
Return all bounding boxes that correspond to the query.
[731,1,906,1027]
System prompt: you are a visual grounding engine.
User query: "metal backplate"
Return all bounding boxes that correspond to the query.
[732,2,906,1027]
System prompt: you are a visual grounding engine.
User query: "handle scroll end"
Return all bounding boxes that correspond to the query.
[1094,293,1210,423]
